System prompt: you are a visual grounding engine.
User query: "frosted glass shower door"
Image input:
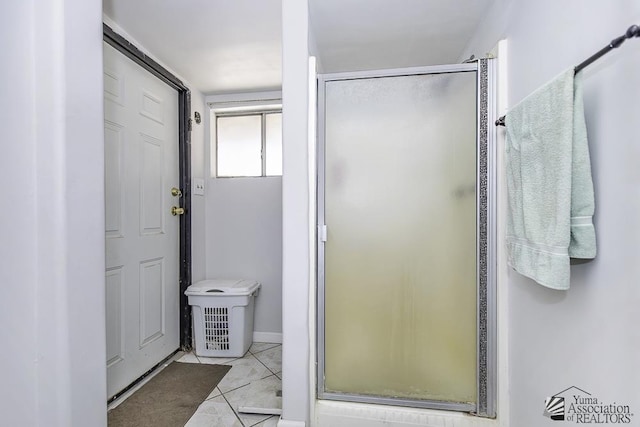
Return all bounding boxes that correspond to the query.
[321,69,479,406]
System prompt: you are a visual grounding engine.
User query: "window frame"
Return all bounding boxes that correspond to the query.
[214,108,283,178]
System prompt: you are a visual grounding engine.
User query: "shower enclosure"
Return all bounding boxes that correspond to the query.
[317,60,496,416]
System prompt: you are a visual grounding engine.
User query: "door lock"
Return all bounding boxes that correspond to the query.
[171,187,182,197]
[171,206,185,216]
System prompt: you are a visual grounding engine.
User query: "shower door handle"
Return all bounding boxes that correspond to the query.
[319,224,327,242]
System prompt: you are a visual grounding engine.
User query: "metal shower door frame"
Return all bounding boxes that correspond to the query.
[316,60,497,417]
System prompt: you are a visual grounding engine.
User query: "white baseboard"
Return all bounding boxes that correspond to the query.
[253,331,283,344]
[277,419,306,427]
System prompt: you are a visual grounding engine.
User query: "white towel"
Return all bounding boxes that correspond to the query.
[505,69,596,290]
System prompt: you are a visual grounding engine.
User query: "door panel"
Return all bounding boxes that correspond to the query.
[104,42,180,399]
[139,257,165,347]
[104,122,125,238]
[140,133,165,234]
[322,71,478,403]
[105,266,124,368]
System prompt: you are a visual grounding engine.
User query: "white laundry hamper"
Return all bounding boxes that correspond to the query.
[185,279,261,357]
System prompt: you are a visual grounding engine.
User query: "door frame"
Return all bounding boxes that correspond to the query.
[316,61,497,416]
[103,23,193,350]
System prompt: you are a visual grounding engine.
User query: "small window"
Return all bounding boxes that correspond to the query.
[215,111,282,177]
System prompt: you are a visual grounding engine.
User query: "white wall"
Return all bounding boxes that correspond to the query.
[1,4,39,424]
[205,176,283,336]
[281,0,312,424]
[462,2,640,426]
[190,89,208,283]
[0,1,107,426]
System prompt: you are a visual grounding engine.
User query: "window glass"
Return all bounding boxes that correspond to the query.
[217,115,262,177]
[215,111,282,177]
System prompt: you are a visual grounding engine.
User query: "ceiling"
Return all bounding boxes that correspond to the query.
[310,0,495,72]
[104,0,492,95]
[104,0,282,95]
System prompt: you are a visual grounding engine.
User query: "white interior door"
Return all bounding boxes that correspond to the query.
[103,42,180,399]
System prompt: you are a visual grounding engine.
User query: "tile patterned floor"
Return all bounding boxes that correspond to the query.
[182,343,282,427]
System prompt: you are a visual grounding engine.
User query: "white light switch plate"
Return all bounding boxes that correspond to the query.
[193,178,205,196]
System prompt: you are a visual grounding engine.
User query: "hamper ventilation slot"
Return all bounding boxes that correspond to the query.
[203,307,230,351]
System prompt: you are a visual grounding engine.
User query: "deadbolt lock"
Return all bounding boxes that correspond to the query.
[171,206,185,216]
[171,187,183,197]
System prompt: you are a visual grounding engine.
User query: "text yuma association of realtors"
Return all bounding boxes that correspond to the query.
[566,395,633,424]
